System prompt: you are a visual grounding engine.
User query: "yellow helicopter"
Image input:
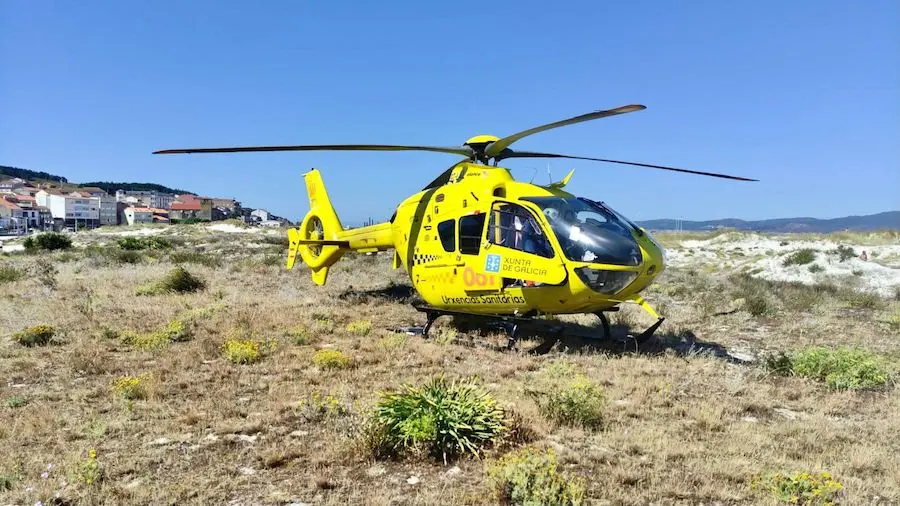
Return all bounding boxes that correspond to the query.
[154,104,756,347]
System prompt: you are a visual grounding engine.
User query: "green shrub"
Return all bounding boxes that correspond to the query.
[0,264,24,283]
[117,236,172,251]
[136,266,206,295]
[312,349,352,369]
[370,376,507,463]
[23,232,71,252]
[752,471,844,505]
[527,361,605,429]
[487,447,585,506]
[11,324,55,347]
[785,347,891,390]
[830,245,856,262]
[807,264,824,273]
[782,249,816,266]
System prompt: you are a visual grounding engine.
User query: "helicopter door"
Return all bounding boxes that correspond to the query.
[482,201,567,286]
[457,211,503,293]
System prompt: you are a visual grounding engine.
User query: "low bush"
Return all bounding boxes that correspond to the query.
[782,249,816,267]
[11,324,55,347]
[23,232,71,252]
[368,376,507,463]
[222,337,276,364]
[346,320,372,336]
[830,245,856,262]
[769,346,892,390]
[487,447,586,506]
[312,349,352,369]
[752,471,844,505]
[136,266,206,295]
[111,374,149,400]
[807,264,824,273]
[297,390,351,422]
[119,319,192,350]
[117,236,172,251]
[526,361,605,429]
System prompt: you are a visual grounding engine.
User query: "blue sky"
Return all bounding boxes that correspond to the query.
[1,1,898,225]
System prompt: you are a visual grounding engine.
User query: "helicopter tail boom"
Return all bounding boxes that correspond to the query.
[287,169,394,285]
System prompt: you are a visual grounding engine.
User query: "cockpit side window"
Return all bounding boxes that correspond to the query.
[487,202,554,258]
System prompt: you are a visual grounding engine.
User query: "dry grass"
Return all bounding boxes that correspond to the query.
[0,226,898,505]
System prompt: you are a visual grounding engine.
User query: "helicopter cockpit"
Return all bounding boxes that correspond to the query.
[522,196,643,267]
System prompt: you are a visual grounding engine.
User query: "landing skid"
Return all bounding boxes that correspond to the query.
[594,308,665,345]
[413,304,664,351]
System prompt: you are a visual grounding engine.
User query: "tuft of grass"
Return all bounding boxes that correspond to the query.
[5,396,27,408]
[752,471,844,505]
[807,264,824,274]
[136,266,206,295]
[285,324,311,345]
[11,324,55,347]
[312,349,352,369]
[843,290,881,310]
[782,248,816,267]
[770,346,892,390]
[884,306,900,333]
[0,264,24,283]
[367,376,507,463]
[346,320,372,336]
[297,390,351,422]
[526,361,605,429]
[170,250,223,268]
[487,447,586,506]
[111,374,149,400]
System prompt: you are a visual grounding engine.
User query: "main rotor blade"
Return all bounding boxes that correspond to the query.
[153,144,475,158]
[484,104,646,159]
[422,158,469,190]
[499,150,758,181]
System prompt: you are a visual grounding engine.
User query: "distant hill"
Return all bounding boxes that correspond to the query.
[0,165,68,183]
[80,181,193,196]
[637,211,900,233]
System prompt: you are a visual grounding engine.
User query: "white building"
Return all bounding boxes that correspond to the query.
[36,190,100,229]
[123,207,154,226]
[250,209,271,221]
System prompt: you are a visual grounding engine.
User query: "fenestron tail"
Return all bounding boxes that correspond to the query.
[286,169,394,285]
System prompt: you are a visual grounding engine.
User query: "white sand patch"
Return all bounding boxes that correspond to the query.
[95,227,168,237]
[207,224,261,234]
[0,235,25,252]
[666,233,900,298]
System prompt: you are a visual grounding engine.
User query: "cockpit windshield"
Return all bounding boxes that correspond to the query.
[522,197,642,266]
